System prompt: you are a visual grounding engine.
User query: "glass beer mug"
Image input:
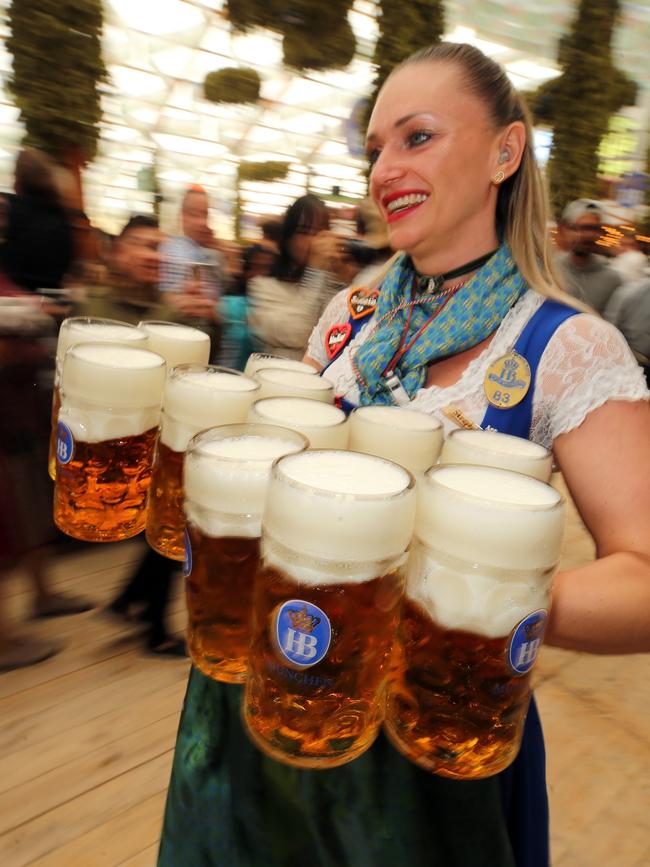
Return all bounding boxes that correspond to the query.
[137,320,211,368]
[145,366,259,560]
[53,342,166,542]
[248,396,349,449]
[48,317,148,479]
[439,428,552,482]
[385,464,565,779]
[349,405,443,476]
[243,449,417,768]
[244,352,317,379]
[254,367,334,402]
[184,424,307,681]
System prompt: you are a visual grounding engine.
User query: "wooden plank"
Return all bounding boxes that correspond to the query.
[0,716,178,835]
[0,752,173,866]
[117,843,159,867]
[28,792,167,867]
[0,680,184,794]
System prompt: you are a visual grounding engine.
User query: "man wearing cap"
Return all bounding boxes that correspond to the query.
[554,199,622,313]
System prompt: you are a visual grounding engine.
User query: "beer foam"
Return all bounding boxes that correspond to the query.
[59,343,166,441]
[248,397,348,449]
[416,465,565,572]
[55,319,147,375]
[255,368,333,402]
[406,542,553,638]
[138,321,210,368]
[263,450,416,569]
[349,406,443,476]
[160,369,260,451]
[184,430,306,537]
[352,405,441,432]
[244,353,317,378]
[440,429,552,482]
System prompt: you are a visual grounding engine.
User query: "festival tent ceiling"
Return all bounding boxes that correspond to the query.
[0,0,647,235]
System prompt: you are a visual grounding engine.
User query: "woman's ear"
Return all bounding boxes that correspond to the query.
[494,122,526,181]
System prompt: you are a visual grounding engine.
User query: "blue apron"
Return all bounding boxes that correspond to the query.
[324,298,579,867]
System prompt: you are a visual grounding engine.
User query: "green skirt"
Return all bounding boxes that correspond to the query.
[158,667,516,867]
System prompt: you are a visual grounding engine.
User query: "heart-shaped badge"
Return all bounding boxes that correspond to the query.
[347,288,379,320]
[325,323,352,360]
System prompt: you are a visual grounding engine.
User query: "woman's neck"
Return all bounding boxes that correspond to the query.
[411,226,500,278]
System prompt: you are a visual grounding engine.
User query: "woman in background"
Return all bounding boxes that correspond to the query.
[247,194,349,360]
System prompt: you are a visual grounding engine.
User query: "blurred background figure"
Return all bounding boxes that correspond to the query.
[215,241,274,370]
[0,147,75,293]
[554,199,622,313]
[258,216,282,255]
[603,275,650,385]
[609,227,649,283]
[247,194,349,360]
[348,196,393,285]
[0,294,93,672]
[159,186,223,357]
[77,214,167,324]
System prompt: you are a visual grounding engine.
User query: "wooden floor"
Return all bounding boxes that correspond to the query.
[0,480,648,867]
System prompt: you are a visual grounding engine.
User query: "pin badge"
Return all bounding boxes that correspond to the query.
[325,323,352,359]
[484,351,531,409]
[347,287,379,320]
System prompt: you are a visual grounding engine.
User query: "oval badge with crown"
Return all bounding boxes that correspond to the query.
[484,351,531,409]
[274,599,332,668]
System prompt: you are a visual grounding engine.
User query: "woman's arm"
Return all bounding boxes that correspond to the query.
[547,398,650,654]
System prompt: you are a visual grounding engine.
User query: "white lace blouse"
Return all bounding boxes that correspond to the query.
[306,289,649,450]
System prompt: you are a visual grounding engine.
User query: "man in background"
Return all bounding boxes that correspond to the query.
[554,199,622,313]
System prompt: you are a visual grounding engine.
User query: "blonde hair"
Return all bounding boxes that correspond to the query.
[368,42,589,312]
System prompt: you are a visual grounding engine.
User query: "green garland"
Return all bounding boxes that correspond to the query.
[530,0,637,217]
[642,146,650,237]
[203,68,261,104]
[238,161,290,184]
[226,0,356,71]
[7,0,106,163]
[364,0,445,134]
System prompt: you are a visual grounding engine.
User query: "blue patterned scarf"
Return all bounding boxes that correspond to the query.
[354,245,527,405]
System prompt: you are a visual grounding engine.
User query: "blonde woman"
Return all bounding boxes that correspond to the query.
[159,44,649,867]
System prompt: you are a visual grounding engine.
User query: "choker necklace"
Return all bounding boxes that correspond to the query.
[419,248,499,294]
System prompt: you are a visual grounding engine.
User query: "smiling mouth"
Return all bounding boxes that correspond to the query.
[384,193,429,220]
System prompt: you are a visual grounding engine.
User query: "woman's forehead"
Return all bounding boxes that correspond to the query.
[369,62,478,129]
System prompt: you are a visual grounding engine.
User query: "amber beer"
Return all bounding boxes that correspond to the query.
[244,352,317,379]
[243,450,417,768]
[48,318,148,478]
[184,424,307,681]
[440,428,552,482]
[385,464,565,779]
[248,396,348,448]
[145,366,260,560]
[254,367,334,402]
[53,343,166,542]
[349,405,443,476]
[137,320,210,368]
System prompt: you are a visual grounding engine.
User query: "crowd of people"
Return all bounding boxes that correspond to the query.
[0,41,648,864]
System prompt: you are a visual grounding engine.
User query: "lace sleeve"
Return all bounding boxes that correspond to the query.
[531,313,650,448]
[305,288,351,367]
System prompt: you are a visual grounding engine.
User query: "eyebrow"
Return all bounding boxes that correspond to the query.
[366,112,434,144]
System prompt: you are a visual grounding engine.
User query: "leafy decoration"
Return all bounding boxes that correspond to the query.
[529,0,637,216]
[203,68,261,104]
[7,0,107,163]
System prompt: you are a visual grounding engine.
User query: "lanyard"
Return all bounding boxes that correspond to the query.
[381,279,466,404]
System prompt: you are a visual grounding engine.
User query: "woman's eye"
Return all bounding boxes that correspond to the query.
[407,130,432,148]
[366,147,381,167]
